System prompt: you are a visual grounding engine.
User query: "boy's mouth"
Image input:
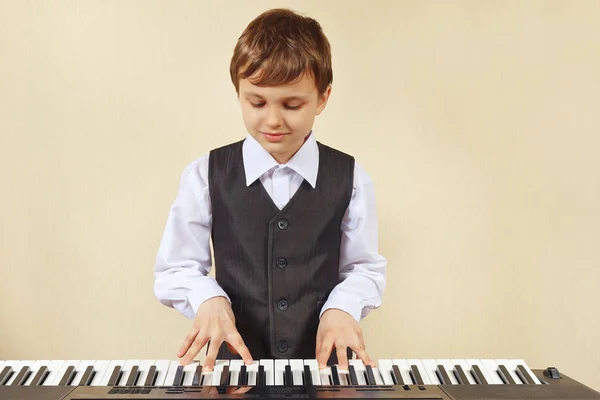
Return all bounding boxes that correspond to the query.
[262,132,287,143]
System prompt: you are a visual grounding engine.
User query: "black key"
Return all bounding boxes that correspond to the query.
[348,365,359,385]
[435,369,446,384]
[437,365,452,385]
[366,365,376,385]
[144,366,157,386]
[517,365,536,384]
[391,365,404,385]
[172,365,184,386]
[238,365,247,385]
[284,365,293,386]
[497,365,516,384]
[58,365,75,386]
[10,366,31,386]
[257,365,265,386]
[107,366,122,386]
[220,365,229,386]
[0,366,14,385]
[126,366,140,386]
[454,365,470,385]
[31,366,49,386]
[78,366,95,386]
[471,365,488,384]
[331,365,341,385]
[410,365,424,385]
[302,366,309,386]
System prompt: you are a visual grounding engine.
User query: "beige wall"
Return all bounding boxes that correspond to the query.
[1,0,599,391]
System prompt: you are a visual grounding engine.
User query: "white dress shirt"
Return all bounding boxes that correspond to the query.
[154,133,387,322]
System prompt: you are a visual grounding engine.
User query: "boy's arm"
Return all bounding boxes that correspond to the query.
[153,155,229,320]
[320,162,387,322]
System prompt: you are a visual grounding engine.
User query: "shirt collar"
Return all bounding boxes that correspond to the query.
[242,131,319,188]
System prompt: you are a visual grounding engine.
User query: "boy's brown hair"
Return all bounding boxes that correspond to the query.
[230,8,333,96]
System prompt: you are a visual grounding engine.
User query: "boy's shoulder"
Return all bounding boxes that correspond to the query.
[209,139,245,154]
[315,140,355,162]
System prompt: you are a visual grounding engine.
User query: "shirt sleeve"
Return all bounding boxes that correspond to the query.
[320,162,387,322]
[153,154,230,320]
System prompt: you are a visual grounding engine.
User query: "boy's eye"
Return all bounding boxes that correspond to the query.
[249,102,302,110]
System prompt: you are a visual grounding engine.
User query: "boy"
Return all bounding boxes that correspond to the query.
[154,8,386,372]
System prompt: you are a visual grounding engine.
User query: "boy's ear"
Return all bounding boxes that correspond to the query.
[316,85,332,115]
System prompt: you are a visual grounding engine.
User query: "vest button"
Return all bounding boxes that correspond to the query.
[277,299,289,311]
[276,340,289,353]
[276,258,288,268]
[277,219,289,230]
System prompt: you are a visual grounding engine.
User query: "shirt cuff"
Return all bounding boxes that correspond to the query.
[186,282,230,318]
[319,293,363,322]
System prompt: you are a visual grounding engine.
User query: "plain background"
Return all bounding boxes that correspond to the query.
[1,0,599,391]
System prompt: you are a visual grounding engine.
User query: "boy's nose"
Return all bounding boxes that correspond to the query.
[265,108,283,128]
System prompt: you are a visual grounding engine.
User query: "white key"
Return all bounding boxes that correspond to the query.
[480,359,504,384]
[5,361,35,385]
[422,359,442,384]
[228,360,244,385]
[510,359,541,384]
[349,359,367,385]
[23,360,50,386]
[377,359,395,385]
[89,360,111,386]
[407,359,432,384]
[260,359,274,386]
[70,360,96,386]
[1,360,20,385]
[319,366,332,386]
[164,361,181,386]
[119,360,140,386]
[41,360,65,386]
[135,360,156,387]
[153,360,171,386]
[51,360,81,386]
[451,359,477,384]
[303,360,321,385]
[274,359,288,386]
[391,359,412,385]
[98,360,126,386]
[181,361,200,386]
[495,359,522,384]
[466,359,495,384]
[246,361,259,385]
[334,365,350,385]
[371,366,384,385]
[210,360,230,386]
[289,359,304,385]
[437,359,459,384]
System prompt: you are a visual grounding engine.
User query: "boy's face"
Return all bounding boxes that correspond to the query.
[238,72,331,164]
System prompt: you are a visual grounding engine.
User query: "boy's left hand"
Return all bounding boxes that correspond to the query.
[315,308,376,369]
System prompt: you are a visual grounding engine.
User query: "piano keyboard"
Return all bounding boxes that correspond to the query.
[1,358,599,399]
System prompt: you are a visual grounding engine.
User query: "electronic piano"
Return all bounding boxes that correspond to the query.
[1,358,599,399]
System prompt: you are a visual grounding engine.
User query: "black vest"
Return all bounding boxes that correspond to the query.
[208,139,354,360]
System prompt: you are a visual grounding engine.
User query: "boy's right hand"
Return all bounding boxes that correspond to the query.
[177,296,253,371]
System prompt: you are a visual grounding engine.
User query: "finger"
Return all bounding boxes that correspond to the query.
[336,345,349,370]
[203,337,222,372]
[316,336,334,368]
[177,328,199,358]
[352,344,375,367]
[226,342,238,355]
[180,333,208,366]
[227,333,253,365]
